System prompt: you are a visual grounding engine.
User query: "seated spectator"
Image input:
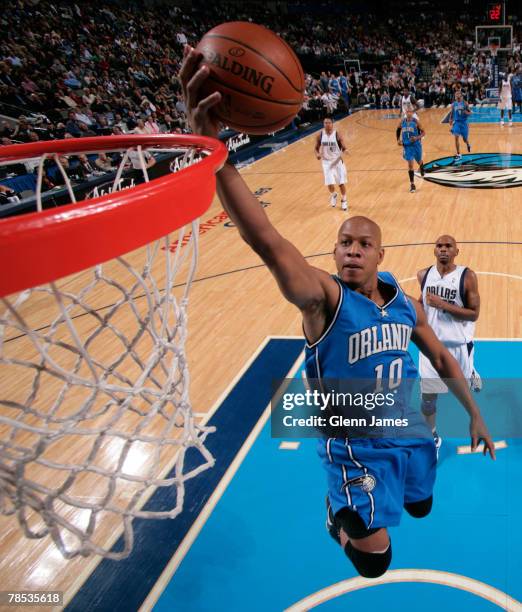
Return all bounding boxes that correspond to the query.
[0,184,21,205]
[94,152,116,172]
[77,122,97,137]
[65,112,82,137]
[134,118,149,134]
[145,115,160,134]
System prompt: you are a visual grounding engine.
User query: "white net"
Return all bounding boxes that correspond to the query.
[0,142,215,559]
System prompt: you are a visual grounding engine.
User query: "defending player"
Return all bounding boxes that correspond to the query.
[397,107,425,193]
[180,47,495,581]
[449,90,471,159]
[499,73,513,127]
[401,87,419,119]
[314,116,348,210]
[417,236,482,453]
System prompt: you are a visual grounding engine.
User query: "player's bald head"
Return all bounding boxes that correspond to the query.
[339,216,382,247]
[435,234,457,248]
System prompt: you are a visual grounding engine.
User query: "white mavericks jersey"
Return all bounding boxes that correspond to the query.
[401,94,414,113]
[421,265,474,345]
[320,129,342,161]
[500,77,512,100]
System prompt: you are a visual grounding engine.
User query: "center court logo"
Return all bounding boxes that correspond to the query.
[422,153,522,189]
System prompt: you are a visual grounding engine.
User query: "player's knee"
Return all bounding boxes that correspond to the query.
[345,540,392,578]
[421,396,437,416]
[404,495,433,518]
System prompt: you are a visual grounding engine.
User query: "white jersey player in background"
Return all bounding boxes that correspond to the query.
[417,235,482,453]
[314,116,348,211]
[499,73,513,127]
[401,87,419,120]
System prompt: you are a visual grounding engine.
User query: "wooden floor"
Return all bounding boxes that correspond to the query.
[1,107,521,609]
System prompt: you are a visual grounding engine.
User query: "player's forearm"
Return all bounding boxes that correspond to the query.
[216,162,279,250]
[432,351,480,418]
[438,302,478,321]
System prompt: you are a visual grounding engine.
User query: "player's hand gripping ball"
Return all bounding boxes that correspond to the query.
[196,22,305,135]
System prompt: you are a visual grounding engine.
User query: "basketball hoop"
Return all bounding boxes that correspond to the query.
[0,134,227,559]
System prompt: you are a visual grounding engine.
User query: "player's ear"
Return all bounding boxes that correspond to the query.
[378,248,385,264]
[333,244,338,258]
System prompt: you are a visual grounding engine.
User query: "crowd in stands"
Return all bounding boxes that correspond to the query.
[0,0,521,153]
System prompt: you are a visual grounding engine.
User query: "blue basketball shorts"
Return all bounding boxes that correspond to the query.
[403,141,423,162]
[451,122,469,139]
[319,437,437,529]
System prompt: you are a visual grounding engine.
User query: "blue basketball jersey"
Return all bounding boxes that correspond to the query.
[401,119,419,146]
[452,101,468,123]
[305,272,418,383]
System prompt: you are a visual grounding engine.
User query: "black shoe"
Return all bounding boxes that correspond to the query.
[410,183,416,193]
[326,496,341,545]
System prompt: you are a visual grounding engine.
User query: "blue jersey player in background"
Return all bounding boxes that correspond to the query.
[397,107,425,193]
[512,66,522,114]
[180,46,496,581]
[449,89,471,160]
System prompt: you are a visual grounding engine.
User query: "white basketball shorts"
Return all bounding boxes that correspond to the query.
[499,97,513,110]
[419,342,475,394]
[322,160,347,185]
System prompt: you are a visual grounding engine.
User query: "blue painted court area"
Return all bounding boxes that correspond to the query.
[442,106,522,124]
[154,341,522,612]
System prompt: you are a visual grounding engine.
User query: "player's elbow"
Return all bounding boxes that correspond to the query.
[469,310,479,322]
[429,354,445,373]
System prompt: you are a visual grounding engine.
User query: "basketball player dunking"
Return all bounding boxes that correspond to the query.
[180,46,495,580]
[314,117,348,210]
[417,236,482,454]
[397,107,425,193]
[499,73,513,127]
[449,90,471,160]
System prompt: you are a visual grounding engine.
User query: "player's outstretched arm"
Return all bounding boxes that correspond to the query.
[410,298,495,459]
[179,46,336,318]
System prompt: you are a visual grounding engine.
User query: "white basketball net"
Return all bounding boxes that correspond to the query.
[0,144,215,559]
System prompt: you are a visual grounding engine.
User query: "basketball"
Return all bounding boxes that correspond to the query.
[195,22,304,135]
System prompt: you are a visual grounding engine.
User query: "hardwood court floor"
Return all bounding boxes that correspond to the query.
[0,107,521,609]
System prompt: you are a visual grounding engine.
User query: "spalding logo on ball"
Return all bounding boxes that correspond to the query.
[196,22,305,135]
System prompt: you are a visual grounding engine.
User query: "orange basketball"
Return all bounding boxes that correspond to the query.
[195,22,305,135]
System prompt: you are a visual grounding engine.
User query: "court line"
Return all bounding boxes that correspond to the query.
[140,345,305,612]
[457,440,508,454]
[61,335,291,608]
[284,569,522,611]
[7,243,522,343]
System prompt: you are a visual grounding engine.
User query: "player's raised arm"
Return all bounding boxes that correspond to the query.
[409,298,495,458]
[180,47,338,328]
